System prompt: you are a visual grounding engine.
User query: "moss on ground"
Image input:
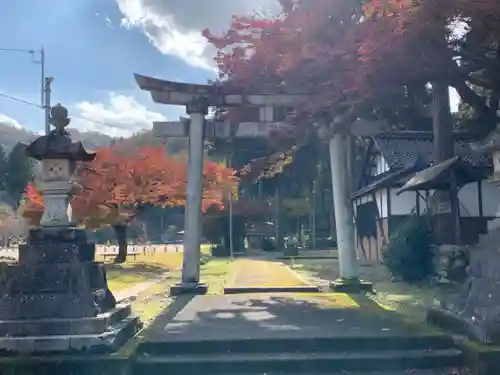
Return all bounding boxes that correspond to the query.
[126,258,232,323]
[102,250,211,292]
[289,256,456,322]
[227,259,310,288]
[201,259,233,295]
[291,293,361,309]
[116,258,233,357]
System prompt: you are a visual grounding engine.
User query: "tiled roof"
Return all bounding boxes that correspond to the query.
[373,131,491,169]
[397,156,484,193]
[351,162,421,200]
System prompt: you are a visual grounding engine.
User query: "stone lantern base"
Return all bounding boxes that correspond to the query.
[0,228,141,353]
[427,228,500,344]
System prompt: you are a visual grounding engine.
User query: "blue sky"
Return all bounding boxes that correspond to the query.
[0,0,459,137]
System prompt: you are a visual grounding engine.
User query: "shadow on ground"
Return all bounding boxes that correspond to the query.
[105,263,167,278]
[142,293,432,345]
[290,258,460,321]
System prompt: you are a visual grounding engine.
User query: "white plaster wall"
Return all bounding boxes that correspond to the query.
[371,154,390,176]
[354,189,423,218]
[387,180,500,218]
[389,189,418,216]
[375,189,387,218]
[480,181,500,217]
[456,181,500,217]
[458,182,479,217]
[419,191,429,213]
[355,179,500,219]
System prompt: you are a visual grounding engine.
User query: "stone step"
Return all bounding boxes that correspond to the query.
[134,348,464,374]
[0,304,132,337]
[137,334,455,356]
[478,229,500,249]
[0,315,141,354]
[237,371,463,375]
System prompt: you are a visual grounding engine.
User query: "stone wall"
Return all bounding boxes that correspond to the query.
[433,244,470,284]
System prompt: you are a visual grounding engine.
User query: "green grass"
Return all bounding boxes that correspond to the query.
[201,259,233,295]
[131,259,232,321]
[95,247,233,339]
[109,255,232,324]
[289,257,456,322]
[102,250,212,292]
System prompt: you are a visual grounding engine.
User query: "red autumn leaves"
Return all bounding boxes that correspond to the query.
[204,0,500,119]
[22,145,238,229]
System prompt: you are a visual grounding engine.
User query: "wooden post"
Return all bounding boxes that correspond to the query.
[432,80,460,244]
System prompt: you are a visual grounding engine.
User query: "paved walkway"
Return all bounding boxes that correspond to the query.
[136,293,462,374]
[225,258,314,289]
[134,258,464,373]
[142,293,433,343]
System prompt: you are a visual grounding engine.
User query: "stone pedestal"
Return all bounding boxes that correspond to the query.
[170,282,208,296]
[0,104,141,354]
[428,229,500,344]
[0,228,140,353]
[428,127,500,343]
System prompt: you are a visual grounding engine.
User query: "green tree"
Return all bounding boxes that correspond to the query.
[6,143,33,207]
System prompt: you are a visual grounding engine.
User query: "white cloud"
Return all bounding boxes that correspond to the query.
[0,114,23,129]
[95,13,115,29]
[115,0,280,70]
[70,93,167,137]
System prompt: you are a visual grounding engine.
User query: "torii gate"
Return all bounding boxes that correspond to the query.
[135,73,372,294]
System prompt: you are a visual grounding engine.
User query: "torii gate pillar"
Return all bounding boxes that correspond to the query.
[171,97,209,296]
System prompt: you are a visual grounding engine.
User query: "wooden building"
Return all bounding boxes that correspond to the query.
[352,131,500,261]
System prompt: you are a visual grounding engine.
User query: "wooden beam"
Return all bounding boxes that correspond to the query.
[350,119,385,137]
[153,119,292,139]
[235,122,292,137]
[135,73,307,107]
[135,74,214,95]
[416,191,421,216]
[386,187,391,217]
[153,121,189,138]
[150,90,204,106]
[478,180,484,217]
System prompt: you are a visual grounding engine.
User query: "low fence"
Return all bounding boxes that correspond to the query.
[96,244,183,260]
[0,244,184,260]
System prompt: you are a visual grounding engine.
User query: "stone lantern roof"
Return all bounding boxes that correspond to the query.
[25,104,96,162]
[470,127,500,155]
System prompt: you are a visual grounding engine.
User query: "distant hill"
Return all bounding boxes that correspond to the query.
[0,122,189,155]
[0,122,114,152]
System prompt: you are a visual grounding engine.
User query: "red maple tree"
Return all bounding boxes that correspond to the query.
[203,160,238,212]
[22,145,238,263]
[204,0,500,128]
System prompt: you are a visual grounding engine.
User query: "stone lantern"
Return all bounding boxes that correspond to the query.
[34,105,89,228]
[0,104,140,353]
[428,126,500,344]
[472,129,500,230]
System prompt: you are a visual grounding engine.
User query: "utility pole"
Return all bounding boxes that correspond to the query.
[44,76,54,134]
[312,179,317,249]
[40,48,45,122]
[228,154,234,259]
[0,47,48,130]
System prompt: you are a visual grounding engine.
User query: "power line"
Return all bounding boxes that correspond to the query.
[0,91,129,131]
[0,93,41,109]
